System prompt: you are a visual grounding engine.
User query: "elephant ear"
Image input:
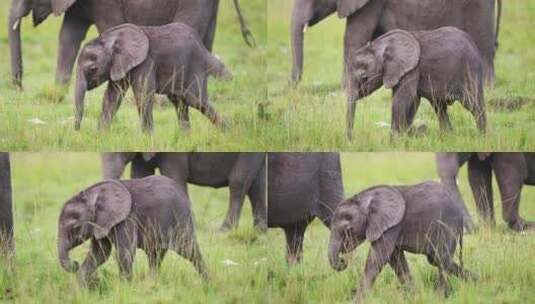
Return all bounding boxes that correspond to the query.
[103,24,150,82]
[85,180,132,239]
[51,0,77,16]
[364,187,405,242]
[373,30,420,89]
[336,0,371,18]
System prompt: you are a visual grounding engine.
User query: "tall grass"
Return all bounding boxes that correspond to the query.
[0,153,270,302]
[0,153,534,303]
[266,1,535,151]
[0,1,268,151]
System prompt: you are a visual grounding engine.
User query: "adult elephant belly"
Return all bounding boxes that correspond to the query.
[187,153,238,188]
[267,167,321,227]
[380,0,463,32]
[86,0,197,31]
[523,153,535,185]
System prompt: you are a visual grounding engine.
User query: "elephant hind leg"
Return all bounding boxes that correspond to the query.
[172,235,209,280]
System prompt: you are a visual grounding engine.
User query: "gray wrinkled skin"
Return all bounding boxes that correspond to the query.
[8,0,252,88]
[329,181,474,302]
[101,152,267,232]
[436,152,535,232]
[57,175,208,286]
[0,153,14,256]
[268,153,344,265]
[347,27,486,139]
[74,23,232,133]
[290,0,500,85]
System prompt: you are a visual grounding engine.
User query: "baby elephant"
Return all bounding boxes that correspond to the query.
[347,27,486,139]
[74,22,232,133]
[57,175,208,285]
[329,181,474,302]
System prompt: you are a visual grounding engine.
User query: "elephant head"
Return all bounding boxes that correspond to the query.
[348,30,420,101]
[74,24,149,130]
[101,152,157,179]
[329,187,405,271]
[57,180,132,273]
[290,0,374,84]
[8,0,78,88]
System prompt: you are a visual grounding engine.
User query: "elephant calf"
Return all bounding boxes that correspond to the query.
[329,182,474,302]
[74,22,232,133]
[57,176,208,285]
[346,27,486,139]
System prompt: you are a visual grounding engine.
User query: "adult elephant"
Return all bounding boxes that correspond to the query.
[290,0,502,85]
[8,0,255,89]
[436,152,535,232]
[0,153,14,256]
[101,152,267,232]
[268,153,344,264]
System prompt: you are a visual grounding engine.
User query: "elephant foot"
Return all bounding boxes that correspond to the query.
[509,219,535,232]
[218,222,237,232]
[254,222,268,233]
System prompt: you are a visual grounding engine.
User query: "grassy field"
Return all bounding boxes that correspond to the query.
[266,1,535,151]
[1,153,534,303]
[0,1,269,151]
[267,153,535,303]
[0,153,270,303]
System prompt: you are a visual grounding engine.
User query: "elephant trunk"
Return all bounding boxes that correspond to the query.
[290,1,308,84]
[328,232,348,272]
[74,71,87,130]
[57,231,79,273]
[8,0,30,89]
[290,0,336,84]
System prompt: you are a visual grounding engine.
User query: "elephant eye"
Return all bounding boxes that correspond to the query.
[361,74,369,82]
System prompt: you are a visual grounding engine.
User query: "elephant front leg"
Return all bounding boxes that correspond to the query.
[56,11,91,87]
[492,154,532,231]
[283,221,308,265]
[132,71,157,134]
[113,221,138,281]
[354,245,392,303]
[78,238,112,287]
[343,0,385,87]
[390,82,419,135]
[99,81,130,131]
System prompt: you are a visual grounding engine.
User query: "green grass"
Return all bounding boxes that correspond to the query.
[1,153,534,303]
[2,2,535,150]
[0,1,269,151]
[266,153,535,303]
[266,1,535,151]
[0,153,270,303]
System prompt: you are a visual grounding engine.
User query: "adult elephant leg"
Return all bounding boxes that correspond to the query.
[436,153,474,231]
[464,0,497,85]
[220,155,264,231]
[130,155,156,179]
[492,153,532,231]
[247,162,267,232]
[343,0,385,88]
[101,153,136,179]
[56,10,91,87]
[0,153,14,257]
[283,221,308,265]
[468,157,495,226]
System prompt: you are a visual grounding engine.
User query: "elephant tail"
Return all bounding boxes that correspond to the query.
[495,0,502,50]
